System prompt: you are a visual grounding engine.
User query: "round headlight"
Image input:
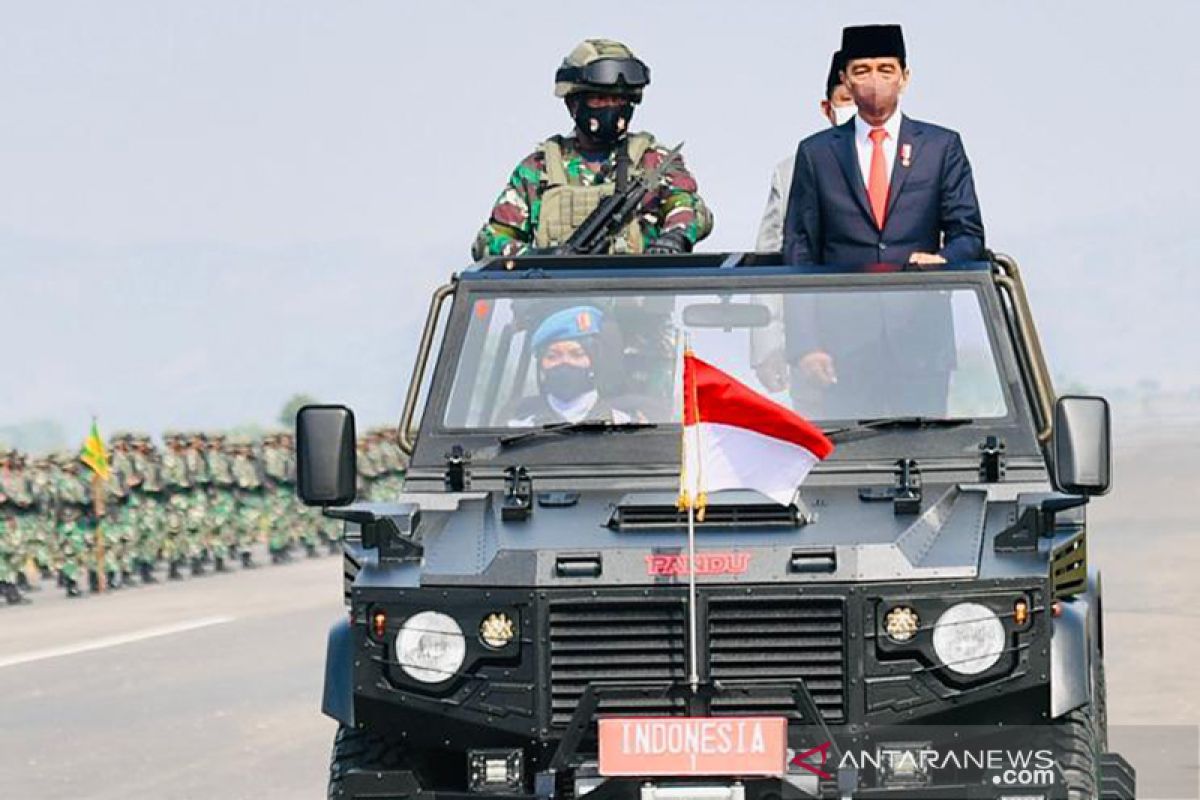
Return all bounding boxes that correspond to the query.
[932,602,1005,675]
[396,611,466,683]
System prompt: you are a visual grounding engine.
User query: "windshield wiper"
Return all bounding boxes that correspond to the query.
[823,416,975,443]
[497,419,658,450]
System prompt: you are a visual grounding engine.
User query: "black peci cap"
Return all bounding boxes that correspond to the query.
[824,50,846,99]
[841,24,906,66]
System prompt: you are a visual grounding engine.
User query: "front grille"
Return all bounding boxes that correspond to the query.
[547,594,846,727]
[708,597,846,723]
[548,599,689,725]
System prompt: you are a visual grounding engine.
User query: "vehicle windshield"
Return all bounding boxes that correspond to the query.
[442,287,1008,430]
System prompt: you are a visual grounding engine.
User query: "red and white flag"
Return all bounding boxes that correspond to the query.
[680,351,834,511]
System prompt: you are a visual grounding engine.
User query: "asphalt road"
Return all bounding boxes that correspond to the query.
[0,553,344,799]
[1,422,1197,799]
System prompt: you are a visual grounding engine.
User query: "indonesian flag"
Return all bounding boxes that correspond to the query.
[680,351,834,511]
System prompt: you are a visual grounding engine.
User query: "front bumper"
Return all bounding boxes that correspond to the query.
[349,580,1052,757]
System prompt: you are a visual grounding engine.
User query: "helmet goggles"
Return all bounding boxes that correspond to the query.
[555,57,650,92]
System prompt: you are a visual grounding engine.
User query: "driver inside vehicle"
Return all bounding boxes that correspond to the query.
[506,305,648,426]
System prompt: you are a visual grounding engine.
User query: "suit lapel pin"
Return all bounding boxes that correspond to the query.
[900,143,913,168]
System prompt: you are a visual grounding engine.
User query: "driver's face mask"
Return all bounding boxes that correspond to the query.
[541,363,596,402]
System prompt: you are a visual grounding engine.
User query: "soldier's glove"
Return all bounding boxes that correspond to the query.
[645,229,692,255]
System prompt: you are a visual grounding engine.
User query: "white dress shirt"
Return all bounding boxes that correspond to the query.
[854,109,903,189]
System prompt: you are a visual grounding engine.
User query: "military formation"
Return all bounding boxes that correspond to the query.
[0,427,407,605]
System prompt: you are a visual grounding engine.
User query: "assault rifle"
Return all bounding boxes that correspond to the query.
[555,141,684,255]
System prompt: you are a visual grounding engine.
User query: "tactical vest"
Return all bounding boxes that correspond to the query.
[533,133,654,254]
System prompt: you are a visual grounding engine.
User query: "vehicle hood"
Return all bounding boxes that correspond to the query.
[375,482,1048,588]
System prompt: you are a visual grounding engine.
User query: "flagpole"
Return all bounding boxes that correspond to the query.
[679,334,700,693]
[686,496,699,692]
[91,472,107,593]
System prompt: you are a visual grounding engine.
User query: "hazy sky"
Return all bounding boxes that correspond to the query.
[3,1,1198,443]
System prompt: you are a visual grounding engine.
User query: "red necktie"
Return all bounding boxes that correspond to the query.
[867,127,889,229]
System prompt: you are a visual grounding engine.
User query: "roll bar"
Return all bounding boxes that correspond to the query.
[991,252,1056,442]
[396,280,457,455]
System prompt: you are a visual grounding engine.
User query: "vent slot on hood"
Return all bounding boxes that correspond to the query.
[608,491,804,531]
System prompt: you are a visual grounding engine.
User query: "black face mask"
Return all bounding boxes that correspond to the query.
[572,102,634,145]
[541,364,596,402]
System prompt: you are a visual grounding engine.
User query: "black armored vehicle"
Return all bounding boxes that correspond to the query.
[297,253,1134,800]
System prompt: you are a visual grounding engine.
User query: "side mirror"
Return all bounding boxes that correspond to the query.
[296,405,357,507]
[1052,396,1111,496]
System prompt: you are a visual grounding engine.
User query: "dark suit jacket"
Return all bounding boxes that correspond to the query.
[782,115,984,267]
[780,116,979,413]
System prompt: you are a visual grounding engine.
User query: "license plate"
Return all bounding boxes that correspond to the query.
[598,717,788,777]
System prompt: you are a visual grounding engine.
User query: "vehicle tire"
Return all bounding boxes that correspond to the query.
[1055,658,1107,800]
[327,724,411,800]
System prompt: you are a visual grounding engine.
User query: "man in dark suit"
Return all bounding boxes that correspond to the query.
[782,25,984,419]
[782,24,984,268]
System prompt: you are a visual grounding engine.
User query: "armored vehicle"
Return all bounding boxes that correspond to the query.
[297,252,1134,800]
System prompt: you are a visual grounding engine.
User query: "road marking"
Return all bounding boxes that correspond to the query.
[0,615,236,669]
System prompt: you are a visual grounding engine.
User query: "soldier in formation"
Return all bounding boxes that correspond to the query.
[0,427,407,605]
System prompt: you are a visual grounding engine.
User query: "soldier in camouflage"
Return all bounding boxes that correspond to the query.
[260,432,295,562]
[229,435,264,568]
[52,452,91,597]
[159,431,193,580]
[366,427,408,501]
[130,433,165,582]
[1,448,32,604]
[26,454,57,585]
[96,434,132,590]
[108,433,141,586]
[472,39,713,260]
[204,432,239,571]
[356,433,382,501]
[182,432,214,575]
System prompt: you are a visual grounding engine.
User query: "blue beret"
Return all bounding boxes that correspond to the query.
[532,305,605,351]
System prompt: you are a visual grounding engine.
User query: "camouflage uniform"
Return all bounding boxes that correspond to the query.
[367,428,408,501]
[472,39,712,260]
[52,454,91,597]
[108,433,142,585]
[159,432,193,580]
[96,436,132,589]
[26,456,57,580]
[261,433,297,561]
[0,449,32,604]
[472,136,712,260]
[183,433,216,574]
[356,436,383,501]
[205,433,239,569]
[229,436,265,566]
[130,434,165,582]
